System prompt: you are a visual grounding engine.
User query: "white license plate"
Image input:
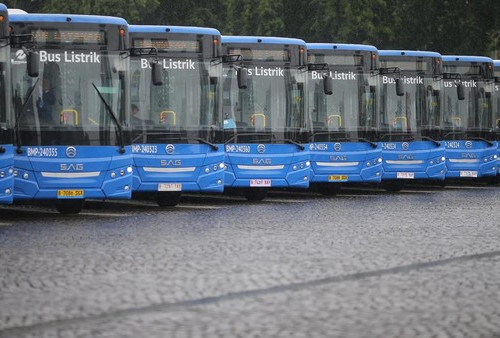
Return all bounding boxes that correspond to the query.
[460,171,478,178]
[158,183,182,191]
[250,179,271,187]
[397,172,415,179]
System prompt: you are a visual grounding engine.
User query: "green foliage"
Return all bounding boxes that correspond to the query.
[3,0,500,56]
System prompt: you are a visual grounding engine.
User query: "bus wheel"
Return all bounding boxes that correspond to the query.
[157,192,181,207]
[318,184,341,196]
[383,181,404,192]
[56,199,85,214]
[243,188,268,201]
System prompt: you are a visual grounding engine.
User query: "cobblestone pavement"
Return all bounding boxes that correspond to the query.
[0,185,499,337]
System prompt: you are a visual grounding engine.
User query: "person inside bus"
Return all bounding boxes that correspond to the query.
[36,78,56,124]
[131,104,142,125]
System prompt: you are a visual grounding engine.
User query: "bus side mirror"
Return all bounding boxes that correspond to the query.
[152,62,163,86]
[237,68,247,89]
[395,78,404,96]
[323,75,333,95]
[457,82,465,100]
[27,51,39,78]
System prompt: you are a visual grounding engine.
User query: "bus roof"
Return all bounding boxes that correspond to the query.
[307,43,377,52]
[9,13,128,26]
[129,25,220,36]
[379,50,441,58]
[442,55,493,63]
[221,35,306,46]
[494,60,500,68]
[0,4,7,12]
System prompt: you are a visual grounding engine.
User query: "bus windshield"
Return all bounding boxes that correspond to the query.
[130,57,222,144]
[442,76,493,139]
[11,50,129,146]
[222,64,308,143]
[0,34,12,144]
[379,72,442,142]
[307,70,378,142]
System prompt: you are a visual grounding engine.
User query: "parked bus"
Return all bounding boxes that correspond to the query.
[493,60,500,182]
[9,13,133,213]
[306,43,382,195]
[128,25,225,207]
[441,56,497,181]
[378,50,446,190]
[0,4,14,204]
[221,36,311,200]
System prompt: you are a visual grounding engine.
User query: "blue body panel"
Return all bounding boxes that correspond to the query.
[14,146,133,200]
[132,144,225,193]
[9,13,127,25]
[380,141,446,180]
[221,36,306,46]
[224,144,310,188]
[129,25,220,36]
[443,140,497,178]
[379,50,441,58]
[307,43,377,52]
[309,142,382,183]
[0,145,14,204]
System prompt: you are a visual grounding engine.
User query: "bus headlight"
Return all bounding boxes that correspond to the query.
[127,167,133,173]
[306,161,310,167]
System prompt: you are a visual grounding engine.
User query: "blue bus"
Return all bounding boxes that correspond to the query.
[221,36,311,200]
[306,43,382,195]
[9,13,133,213]
[0,4,14,204]
[128,25,225,207]
[441,56,497,180]
[493,60,500,183]
[378,50,446,190]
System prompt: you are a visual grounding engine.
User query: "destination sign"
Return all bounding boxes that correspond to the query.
[32,29,106,45]
[133,39,200,53]
[228,48,290,62]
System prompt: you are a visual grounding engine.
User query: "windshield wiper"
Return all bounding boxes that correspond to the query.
[15,78,39,154]
[283,139,305,151]
[91,83,126,153]
[466,136,495,147]
[192,138,219,151]
[420,136,441,147]
[224,132,275,144]
[358,138,378,148]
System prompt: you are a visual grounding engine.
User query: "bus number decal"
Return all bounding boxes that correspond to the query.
[26,147,58,157]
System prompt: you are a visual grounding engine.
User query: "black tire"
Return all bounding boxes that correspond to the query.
[56,199,85,214]
[318,184,341,196]
[243,188,268,201]
[157,192,181,207]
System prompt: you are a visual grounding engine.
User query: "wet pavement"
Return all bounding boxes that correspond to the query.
[0,184,499,337]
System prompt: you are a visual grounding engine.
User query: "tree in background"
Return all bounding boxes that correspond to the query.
[3,0,499,57]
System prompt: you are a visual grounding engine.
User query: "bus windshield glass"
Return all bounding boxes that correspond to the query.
[222,63,308,143]
[442,76,494,139]
[12,50,129,146]
[130,57,222,144]
[307,62,378,142]
[379,59,443,142]
[0,33,12,144]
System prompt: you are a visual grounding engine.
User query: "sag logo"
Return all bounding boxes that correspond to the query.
[166,144,175,154]
[402,142,409,151]
[16,49,26,61]
[334,143,342,152]
[160,159,182,166]
[66,146,77,158]
[257,144,266,153]
[60,163,84,171]
[465,141,473,149]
